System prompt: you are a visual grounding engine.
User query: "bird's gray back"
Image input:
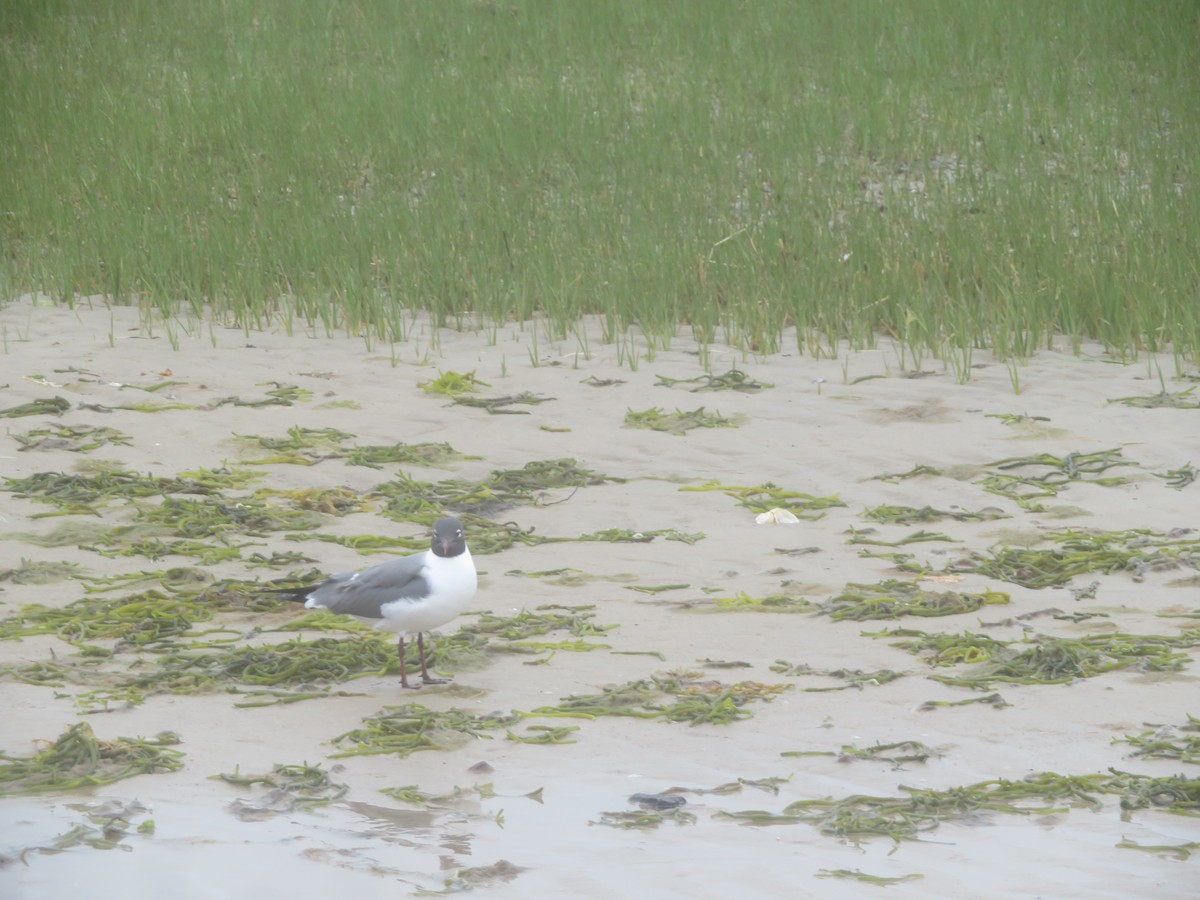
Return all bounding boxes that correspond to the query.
[306,554,430,619]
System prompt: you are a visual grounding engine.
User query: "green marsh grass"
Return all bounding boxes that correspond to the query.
[2,2,1197,370]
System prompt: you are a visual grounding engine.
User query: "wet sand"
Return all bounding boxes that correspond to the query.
[1,298,1197,898]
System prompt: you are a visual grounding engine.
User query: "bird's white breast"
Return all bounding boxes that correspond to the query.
[377,549,477,635]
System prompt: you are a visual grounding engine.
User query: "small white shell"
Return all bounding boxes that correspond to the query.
[755,508,801,525]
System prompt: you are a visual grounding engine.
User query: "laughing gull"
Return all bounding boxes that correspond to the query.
[269,517,477,689]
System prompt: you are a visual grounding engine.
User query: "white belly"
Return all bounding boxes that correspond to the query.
[376,551,477,635]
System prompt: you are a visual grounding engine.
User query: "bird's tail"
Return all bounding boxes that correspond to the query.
[257,585,313,604]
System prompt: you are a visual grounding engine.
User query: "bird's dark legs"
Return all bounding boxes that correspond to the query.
[397,635,414,689]
[397,633,449,688]
[416,633,450,685]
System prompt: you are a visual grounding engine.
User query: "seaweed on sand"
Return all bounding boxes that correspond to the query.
[819,580,1010,622]
[624,407,741,434]
[330,704,521,758]
[13,423,133,452]
[528,672,791,726]
[655,368,773,392]
[681,480,844,518]
[215,763,348,817]
[1116,716,1200,765]
[951,528,1200,588]
[875,628,1200,688]
[0,723,183,795]
[374,458,620,520]
[716,771,1196,842]
[977,448,1139,511]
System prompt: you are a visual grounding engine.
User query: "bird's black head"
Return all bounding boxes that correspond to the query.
[431,517,467,557]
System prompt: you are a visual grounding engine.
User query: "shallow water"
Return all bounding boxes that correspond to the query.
[3,766,1197,900]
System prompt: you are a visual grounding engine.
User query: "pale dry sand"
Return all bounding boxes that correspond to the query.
[1,298,1197,898]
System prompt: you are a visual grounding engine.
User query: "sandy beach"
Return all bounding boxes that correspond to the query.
[1,297,1197,898]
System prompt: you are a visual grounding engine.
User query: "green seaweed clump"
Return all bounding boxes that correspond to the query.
[722,770,1200,841]
[452,391,554,413]
[529,673,790,726]
[871,627,1012,666]
[135,495,324,538]
[1109,770,1200,816]
[462,605,614,642]
[254,486,369,516]
[917,693,1010,711]
[506,725,581,745]
[0,723,183,795]
[132,635,400,697]
[816,870,923,885]
[592,807,698,829]
[655,368,772,392]
[374,458,619,521]
[624,406,740,434]
[14,424,133,452]
[342,441,470,468]
[681,480,844,518]
[330,704,521,758]
[720,771,1113,841]
[769,661,903,692]
[886,630,1200,688]
[820,580,1009,622]
[1154,463,1197,490]
[956,633,1198,686]
[869,465,943,483]
[0,590,219,646]
[8,627,437,710]
[1110,387,1200,409]
[0,396,71,418]
[977,448,1138,511]
[577,527,704,544]
[234,427,468,468]
[215,763,348,817]
[782,740,936,768]
[953,528,1200,588]
[1116,839,1200,860]
[707,592,814,613]
[41,800,156,853]
[3,466,253,513]
[434,860,528,893]
[0,558,85,584]
[419,369,490,396]
[1117,716,1200,765]
[241,425,354,449]
[862,504,1006,525]
[207,382,311,408]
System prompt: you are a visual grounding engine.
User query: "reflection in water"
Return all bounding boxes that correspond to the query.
[2,760,1199,898]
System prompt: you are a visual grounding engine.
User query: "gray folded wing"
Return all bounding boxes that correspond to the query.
[306,554,430,619]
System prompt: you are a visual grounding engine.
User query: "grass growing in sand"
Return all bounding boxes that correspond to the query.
[2,2,1197,371]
